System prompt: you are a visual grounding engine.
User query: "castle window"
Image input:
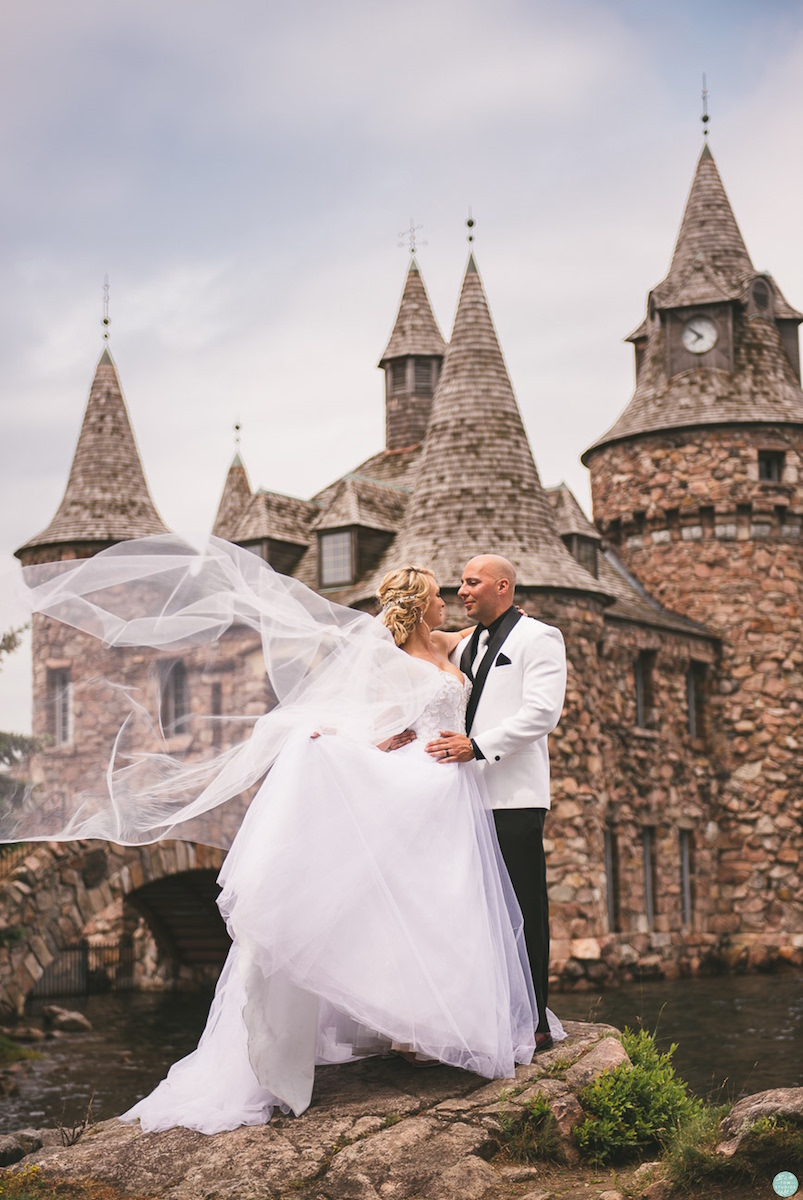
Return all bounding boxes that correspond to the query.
[319,530,354,588]
[686,661,708,740]
[389,360,407,394]
[749,277,773,316]
[604,825,621,933]
[634,650,655,728]
[413,358,434,395]
[47,667,72,746]
[160,660,189,735]
[758,450,785,482]
[679,829,694,927]
[565,534,598,578]
[642,827,656,929]
[211,680,222,747]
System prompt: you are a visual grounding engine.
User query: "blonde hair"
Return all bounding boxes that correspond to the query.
[377,566,435,646]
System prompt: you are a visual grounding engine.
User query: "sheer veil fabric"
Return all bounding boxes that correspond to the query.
[3,535,444,847]
[4,535,563,1129]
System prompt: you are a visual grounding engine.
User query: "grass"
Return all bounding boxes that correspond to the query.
[0,1033,40,1067]
[0,1165,159,1200]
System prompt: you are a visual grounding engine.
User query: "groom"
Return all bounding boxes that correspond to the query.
[425,555,566,1050]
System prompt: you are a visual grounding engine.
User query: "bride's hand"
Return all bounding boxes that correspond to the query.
[377,729,417,752]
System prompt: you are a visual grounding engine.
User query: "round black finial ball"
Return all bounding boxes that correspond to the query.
[103,317,110,326]
[466,217,475,229]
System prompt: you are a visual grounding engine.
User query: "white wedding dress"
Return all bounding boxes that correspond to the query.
[122,669,563,1133]
[5,535,564,1134]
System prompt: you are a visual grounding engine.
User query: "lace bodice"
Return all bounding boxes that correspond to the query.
[410,671,470,742]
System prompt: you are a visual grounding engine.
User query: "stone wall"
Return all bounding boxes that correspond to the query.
[586,425,803,969]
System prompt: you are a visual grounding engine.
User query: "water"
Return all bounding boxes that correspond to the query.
[2,973,801,1131]
[557,971,803,1101]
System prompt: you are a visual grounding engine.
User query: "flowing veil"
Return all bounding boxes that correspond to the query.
[1,535,443,849]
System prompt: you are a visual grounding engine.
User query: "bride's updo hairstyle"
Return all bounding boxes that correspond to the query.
[377,566,434,646]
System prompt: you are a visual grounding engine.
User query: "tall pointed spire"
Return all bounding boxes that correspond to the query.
[379,257,446,363]
[384,255,609,595]
[16,349,167,562]
[650,143,754,309]
[212,450,253,540]
[379,256,447,451]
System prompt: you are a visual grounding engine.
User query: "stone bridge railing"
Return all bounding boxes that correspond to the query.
[0,839,227,1018]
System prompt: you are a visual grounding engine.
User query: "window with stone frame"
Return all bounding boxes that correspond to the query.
[211,680,223,748]
[319,530,354,588]
[642,826,657,929]
[604,825,621,933]
[160,660,189,736]
[686,661,708,740]
[47,667,72,746]
[634,649,656,728]
[679,828,694,928]
[758,449,785,482]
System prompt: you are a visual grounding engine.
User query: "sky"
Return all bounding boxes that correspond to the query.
[2,0,803,731]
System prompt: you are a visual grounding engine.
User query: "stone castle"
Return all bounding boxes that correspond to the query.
[11,140,803,993]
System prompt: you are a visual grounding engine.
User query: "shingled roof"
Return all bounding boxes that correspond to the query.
[233,489,318,546]
[312,475,407,533]
[584,144,803,459]
[17,349,167,558]
[378,257,447,364]
[212,452,253,540]
[370,255,611,597]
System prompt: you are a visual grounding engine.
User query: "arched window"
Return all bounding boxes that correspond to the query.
[160,660,189,735]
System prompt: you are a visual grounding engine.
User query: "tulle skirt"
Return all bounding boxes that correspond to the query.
[122,732,562,1133]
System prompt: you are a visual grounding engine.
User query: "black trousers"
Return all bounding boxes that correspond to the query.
[493,807,550,1033]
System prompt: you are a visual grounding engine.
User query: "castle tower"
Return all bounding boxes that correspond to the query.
[388,252,610,599]
[378,256,446,451]
[583,143,803,958]
[16,348,168,567]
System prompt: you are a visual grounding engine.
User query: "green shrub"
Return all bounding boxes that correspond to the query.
[0,1032,40,1066]
[574,1028,701,1165]
[498,1092,565,1163]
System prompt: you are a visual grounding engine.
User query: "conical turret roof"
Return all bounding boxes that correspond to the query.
[212,451,253,540]
[651,143,755,310]
[584,144,803,459]
[375,255,610,596]
[17,349,167,558]
[378,257,447,363]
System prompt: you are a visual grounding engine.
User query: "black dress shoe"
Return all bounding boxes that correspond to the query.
[534,1032,554,1052]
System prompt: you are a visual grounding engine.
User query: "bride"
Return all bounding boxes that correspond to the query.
[6,540,563,1132]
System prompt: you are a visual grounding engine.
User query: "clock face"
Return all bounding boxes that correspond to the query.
[682,315,718,354]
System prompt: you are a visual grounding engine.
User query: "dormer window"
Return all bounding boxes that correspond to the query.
[758,450,785,483]
[564,533,598,578]
[319,530,354,588]
[748,276,773,318]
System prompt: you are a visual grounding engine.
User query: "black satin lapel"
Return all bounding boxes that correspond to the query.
[460,625,483,682]
[464,607,523,733]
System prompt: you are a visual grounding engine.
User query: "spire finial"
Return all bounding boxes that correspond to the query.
[701,73,710,138]
[102,275,111,342]
[466,208,475,244]
[398,218,425,256]
[234,421,242,449]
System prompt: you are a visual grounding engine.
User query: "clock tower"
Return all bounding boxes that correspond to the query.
[583,142,803,959]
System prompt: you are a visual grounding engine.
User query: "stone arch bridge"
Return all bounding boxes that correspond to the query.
[0,840,228,1019]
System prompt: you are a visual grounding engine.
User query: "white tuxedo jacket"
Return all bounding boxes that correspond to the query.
[454,617,566,811]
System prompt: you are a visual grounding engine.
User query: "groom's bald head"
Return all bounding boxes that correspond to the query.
[458,555,517,625]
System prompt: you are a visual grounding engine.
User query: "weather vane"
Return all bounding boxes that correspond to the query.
[102,276,111,342]
[398,219,425,255]
[466,209,476,244]
[701,73,710,138]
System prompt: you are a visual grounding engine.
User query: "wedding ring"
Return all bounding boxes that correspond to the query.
[444,750,449,759]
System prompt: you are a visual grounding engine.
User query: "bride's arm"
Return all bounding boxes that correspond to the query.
[431,627,475,655]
